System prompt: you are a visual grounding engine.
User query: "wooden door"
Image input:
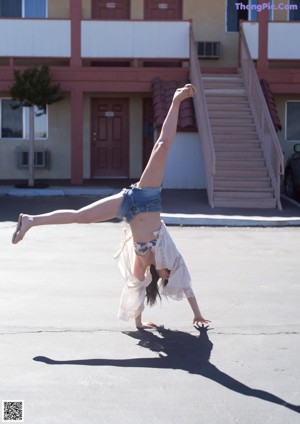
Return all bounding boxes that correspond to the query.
[92,0,130,19]
[91,98,129,178]
[144,0,182,20]
[143,98,154,169]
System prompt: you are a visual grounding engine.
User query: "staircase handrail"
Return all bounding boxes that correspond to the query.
[189,30,216,208]
[239,24,284,210]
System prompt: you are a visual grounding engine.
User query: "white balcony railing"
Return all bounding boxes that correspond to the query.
[81,21,190,59]
[242,21,300,60]
[0,19,190,60]
[0,19,71,57]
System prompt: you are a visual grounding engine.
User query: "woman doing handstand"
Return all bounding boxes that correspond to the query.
[12,84,210,329]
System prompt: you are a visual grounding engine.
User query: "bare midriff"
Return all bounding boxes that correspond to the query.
[129,211,161,244]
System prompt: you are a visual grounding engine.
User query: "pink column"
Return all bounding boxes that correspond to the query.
[71,88,84,185]
[70,0,82,67]
[257,0,269,70]
[70,0,83,184]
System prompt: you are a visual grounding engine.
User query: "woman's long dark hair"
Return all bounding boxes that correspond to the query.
[146,265,169,306]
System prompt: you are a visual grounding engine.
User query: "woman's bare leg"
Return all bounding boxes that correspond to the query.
[138,84,196,188]
[12,192,123,244]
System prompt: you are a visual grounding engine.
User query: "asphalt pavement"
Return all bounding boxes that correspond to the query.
[0,188,299,424]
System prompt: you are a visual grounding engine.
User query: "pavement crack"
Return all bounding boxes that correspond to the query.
[0,328,120,336]
[212,331,299,336]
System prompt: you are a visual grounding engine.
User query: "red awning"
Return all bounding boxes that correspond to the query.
[151,77,196,129]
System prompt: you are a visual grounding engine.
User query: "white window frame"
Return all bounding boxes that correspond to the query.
[285,100,300,142]
[0,98,48,141]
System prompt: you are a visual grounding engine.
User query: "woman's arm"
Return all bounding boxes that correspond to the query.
[186,295,211,325]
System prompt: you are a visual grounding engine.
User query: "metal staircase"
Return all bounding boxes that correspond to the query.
[189,30,284,209]
[203,73,277,208]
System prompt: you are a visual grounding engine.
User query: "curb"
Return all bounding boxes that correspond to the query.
[161,213,300,227]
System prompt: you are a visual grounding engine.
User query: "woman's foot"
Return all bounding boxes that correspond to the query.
[12,214,32,244]
[173,83,196,103]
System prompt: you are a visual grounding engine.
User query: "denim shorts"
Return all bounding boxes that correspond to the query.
[116,184,162,222]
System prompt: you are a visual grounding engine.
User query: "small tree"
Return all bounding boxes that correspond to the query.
[9,65,63,187]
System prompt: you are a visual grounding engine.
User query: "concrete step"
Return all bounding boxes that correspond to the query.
[208,110,252,118]
[213,196,277,208]
[203,82,244,89]
[216,168,269,178]
[202,75,242,81]
[214,178,271,190]
[215,150,263,159]
[206,96,249,104]
[216,158,266,168]
[205,88,246,96]
[210,118,255,126]
[214,141,261,150]
[214,190,274,199]
[212,126,257,134]
[213,133,260,141]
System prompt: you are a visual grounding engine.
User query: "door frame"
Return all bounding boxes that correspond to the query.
[144,0,183,20]
[90,97,129,178]
[91,0,130,19]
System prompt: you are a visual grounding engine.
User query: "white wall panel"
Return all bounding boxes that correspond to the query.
[163,133,206,189]
[268,23,300,59]
[242,22,258,60]
[0,20,70,57]
[81,21,190,58]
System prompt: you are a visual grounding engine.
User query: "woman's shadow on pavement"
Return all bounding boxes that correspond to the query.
[33,325,299,414]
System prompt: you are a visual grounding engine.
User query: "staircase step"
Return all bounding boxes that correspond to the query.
[215,141,261,150]
[202,75,242,81]
[212,126,257,134]
[216,168,269,178]
[214,178,271,190]
[203,82,244,89]
[210,118,255,126]
[206,95,249,103]
[213,197,277,208]
[213,133,260,141]
[214,189,274,198]
[205,88,246,96]
[208,110,252,118]
[216,158,265,168]
[215,150,263,159]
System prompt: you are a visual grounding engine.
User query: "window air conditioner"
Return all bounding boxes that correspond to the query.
[197,42,221,59]
[18,151,49,168]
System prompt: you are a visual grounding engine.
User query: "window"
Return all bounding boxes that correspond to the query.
[1,99,48,140]
[286,101,300,141]
[0,0,46,18]
[289,0,300,20]
[227,0,273,32]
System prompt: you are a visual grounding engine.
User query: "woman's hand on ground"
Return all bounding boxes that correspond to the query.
[193,315,211,326]
[136,321,158,330]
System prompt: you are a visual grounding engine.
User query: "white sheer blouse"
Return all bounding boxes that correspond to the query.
[114,221,195,321]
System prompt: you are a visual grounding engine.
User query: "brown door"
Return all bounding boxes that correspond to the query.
[92,0,130,19]
[143,98,154,169]
[144,0,182,20]
[91,98,129,178]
